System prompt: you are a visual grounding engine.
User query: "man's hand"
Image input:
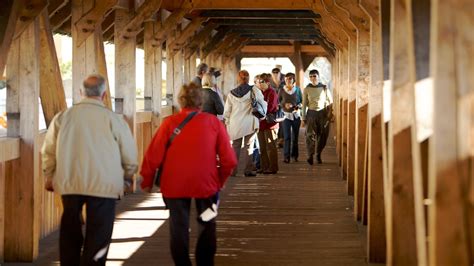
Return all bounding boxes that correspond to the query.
[45,180,54,192]
[301,120,306,128]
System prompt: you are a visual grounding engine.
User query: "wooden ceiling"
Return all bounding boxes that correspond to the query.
[47,0,335,57]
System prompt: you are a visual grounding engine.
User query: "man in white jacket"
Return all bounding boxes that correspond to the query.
[224,70,267,177]
[41,74,138,266]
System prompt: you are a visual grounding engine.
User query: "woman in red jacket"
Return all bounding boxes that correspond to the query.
[140,84,237,266]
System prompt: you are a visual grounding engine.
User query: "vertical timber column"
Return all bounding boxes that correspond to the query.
[388,0,427,265]
[292,42,305,88]
[71,0,112,107]
[361,0,387,262]
[347,38,357,196]
[341,48,349,181]
[115,6,136,130]
[4,18,40,262]
[173,27,184,109]
[144,21,162,132]
[166,30,175,108]
[429,0,473,265]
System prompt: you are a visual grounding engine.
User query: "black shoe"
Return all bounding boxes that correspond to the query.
[244,171,257,177]
[283,158,290,164]
[307,156,314,165]
[293,156,298,162]
[317,154,322,164]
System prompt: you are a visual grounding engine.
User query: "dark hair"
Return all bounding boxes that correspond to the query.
[196,63,208,75]
[209,67,221,78]
[260,73,271,82]
[178,83,203,108]
[271,68,280,73]
[285,72,296,83]
[309,69,319,76]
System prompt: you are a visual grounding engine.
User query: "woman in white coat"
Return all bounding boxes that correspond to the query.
[224,70,267,177]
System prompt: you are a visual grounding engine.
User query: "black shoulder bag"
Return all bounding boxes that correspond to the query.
[153,111,198,187]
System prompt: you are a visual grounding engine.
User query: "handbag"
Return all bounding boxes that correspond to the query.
[250,89,266,119]
[153,111,198,187]
[266,107,285,124]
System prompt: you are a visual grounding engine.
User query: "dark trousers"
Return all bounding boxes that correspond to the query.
[305,109,330,157]
[60,195,116,266]
[165,196,218,266]
[282,118,301,160]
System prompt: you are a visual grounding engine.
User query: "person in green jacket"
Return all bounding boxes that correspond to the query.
[301,69,333,165]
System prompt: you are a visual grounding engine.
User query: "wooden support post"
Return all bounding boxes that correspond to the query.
[334,0,372,222]
[173,48,185,109]
[388,0,427,264]
[341,48,349,181]
[144,21,162,132]
[4,17,40,262]
[0,0,21,75]
[165,30,176,108]
[290,41,305,88]
[72,0,112,107]
[361,0,387,262]
[348,39,357,197]
[38,10,67,127]
[115,7,136,130]
[428,0,473,265]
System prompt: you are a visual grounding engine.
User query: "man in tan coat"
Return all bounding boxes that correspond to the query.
[41,74,138,266]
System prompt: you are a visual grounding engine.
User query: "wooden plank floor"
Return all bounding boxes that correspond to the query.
[29,129,368,266]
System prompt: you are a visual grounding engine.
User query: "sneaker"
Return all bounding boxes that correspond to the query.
[244,171,257,177]
[307,156,314,165]
[317,154,322,164]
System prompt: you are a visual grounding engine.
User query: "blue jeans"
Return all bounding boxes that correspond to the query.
[282,118,301,160]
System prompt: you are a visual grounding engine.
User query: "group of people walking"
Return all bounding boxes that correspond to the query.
[40,62,333,266]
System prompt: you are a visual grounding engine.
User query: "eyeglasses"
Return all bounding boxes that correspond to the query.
[258,80,266,83]
[285,77,294,80]
[309,75,318,78]
[272,71,280,74]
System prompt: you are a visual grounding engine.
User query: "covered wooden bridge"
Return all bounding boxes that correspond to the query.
[0,0,473,265]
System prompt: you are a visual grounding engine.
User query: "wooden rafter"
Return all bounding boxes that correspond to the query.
[160,0,311,10]
[74,0,117,46]
[13,0,48,39]
[121,0,163,37]
[212,33,239,55]
[168,17,205,49]
[0,0,21,75]
[201,29,229,59]
[49,1,71,32]
[154,9,187,42]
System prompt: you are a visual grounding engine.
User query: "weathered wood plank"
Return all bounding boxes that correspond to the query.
[388,0,427,264]
[122,0,163,36]
[4,17,40,261]
[74,0,116,46]
[0,138,20,163]
[38,10,67,127]
[114,7,136,130]
[362,0,387,261]
[0,0,20,75]
[428,0,473,265]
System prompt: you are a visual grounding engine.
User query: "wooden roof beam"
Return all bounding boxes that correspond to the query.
[224,37,249,58]
[241,44,326,54]
[74,0,117,46]
[199,10,319,19]
[121,0,163,37]
[50,1,71,31]
[0,0,21,74]
[13,0,48,39]
[48,0,69,16]
[160,0,310,10]
[207,18,317,26]
[212,33,239,55]
[201,29,229,58]
[154,9,188,43]
[185,22,217,50]
[168,17,205,50]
